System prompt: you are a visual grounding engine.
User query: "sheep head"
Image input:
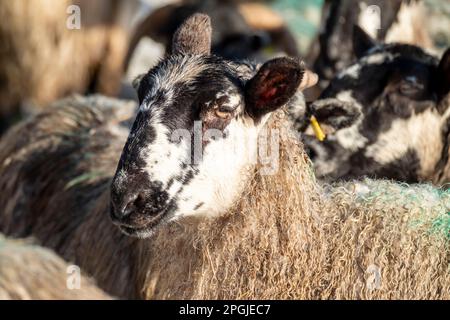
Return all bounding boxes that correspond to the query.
[110,13,317,238]
[303,26,450,183]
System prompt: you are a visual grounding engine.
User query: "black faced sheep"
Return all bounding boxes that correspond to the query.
[298,27,450,185]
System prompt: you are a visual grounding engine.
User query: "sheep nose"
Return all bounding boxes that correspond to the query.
[110,188,169,223]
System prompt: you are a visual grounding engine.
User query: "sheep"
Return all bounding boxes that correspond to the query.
[0,234,111,300]
[0,14,448,300]
[305,0,434,100]
[295,26,450,185]
[0,0,130,132]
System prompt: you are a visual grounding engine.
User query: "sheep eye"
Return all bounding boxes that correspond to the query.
[214,104,235,119]
[215,109,231,119]
[213,96,235,119]
[399,77,423,96]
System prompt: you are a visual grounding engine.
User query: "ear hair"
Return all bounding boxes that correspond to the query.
[352,25,378,59]
[171,13,212,55]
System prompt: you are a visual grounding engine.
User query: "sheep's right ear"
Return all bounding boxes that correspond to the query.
[352,25,378,59]
[245,57,304,119]
[309,99,362,132]
[171,13,212,55]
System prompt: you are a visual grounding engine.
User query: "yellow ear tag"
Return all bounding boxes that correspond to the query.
[310,115,326,141]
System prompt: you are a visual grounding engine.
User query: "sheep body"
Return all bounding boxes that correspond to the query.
[0,234,111,300]
[0,96,448,299]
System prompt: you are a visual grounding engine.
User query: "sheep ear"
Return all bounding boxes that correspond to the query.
[310,99,361,132]
[171,13,212,55]
[245,57,304,119]
[437,48,450,99]
[353,25,378,59]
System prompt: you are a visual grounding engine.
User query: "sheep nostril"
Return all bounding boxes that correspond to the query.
[122,193,145,216]
[111,190,169,221]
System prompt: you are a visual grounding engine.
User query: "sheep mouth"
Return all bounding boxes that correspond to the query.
[114,204,176,239]
[119,223,157,239]
[117,214,166,238]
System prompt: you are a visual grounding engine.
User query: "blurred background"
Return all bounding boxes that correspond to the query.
[0,0,449,133]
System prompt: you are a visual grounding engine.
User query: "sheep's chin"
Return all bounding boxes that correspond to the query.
[117,208,174,239]
[119,225,157,239]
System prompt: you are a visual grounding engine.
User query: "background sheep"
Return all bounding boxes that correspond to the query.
[0,234,111,300]
[0,15,448,299]
[296,27,450,185]
[0,0,130,132]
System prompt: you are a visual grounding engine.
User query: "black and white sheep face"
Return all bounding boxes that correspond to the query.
[304,28,450,183]
[110,14,308,238]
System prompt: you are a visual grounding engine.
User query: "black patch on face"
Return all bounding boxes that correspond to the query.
[110,169,171,225]
[118,112,157,171]
[175,169,195,186]
[163,57,245,127]
[194,202,204,211]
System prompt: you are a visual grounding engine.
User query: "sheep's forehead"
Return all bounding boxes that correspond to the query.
[337,44,437,82]
[139,55,256,111]
[139,55,207,111]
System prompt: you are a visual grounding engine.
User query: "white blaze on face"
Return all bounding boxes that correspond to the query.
[365,52,393,64]
[365,109,444,179]
[137,109,192,200]
[337,63,362,79]
[172,115,267,220]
